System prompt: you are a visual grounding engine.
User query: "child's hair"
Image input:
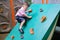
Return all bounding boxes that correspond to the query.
[23,2,30,7]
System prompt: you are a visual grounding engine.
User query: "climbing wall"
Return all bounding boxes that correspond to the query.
[0,0,11,33]
[5,4,60,40]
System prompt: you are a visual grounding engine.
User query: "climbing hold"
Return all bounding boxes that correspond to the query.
[11,35,14,39]
[2,25,7,29]
[28,9,32,12]
[30,28,34,34]
[41,16,46,22]
[40,8,43,12]
[20,34,24,39]
[0,7,3,13]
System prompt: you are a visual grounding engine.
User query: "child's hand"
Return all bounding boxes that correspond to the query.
[28,9,32,12]
[28,16,32,18]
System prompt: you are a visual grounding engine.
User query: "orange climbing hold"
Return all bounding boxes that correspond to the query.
[11,35,14,39]
[30,28,34,34]
[28,9,32,12]
[41,16,46,22]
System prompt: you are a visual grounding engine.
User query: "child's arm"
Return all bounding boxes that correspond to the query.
[23,13,32,18]
[19,9,32,18]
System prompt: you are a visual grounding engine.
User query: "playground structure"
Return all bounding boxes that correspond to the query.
[0,0,11,33]
[0,0,23,33]
[5,3,60,40]
[1,0,60,40]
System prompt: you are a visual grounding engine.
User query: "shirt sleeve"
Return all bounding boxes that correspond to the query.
[19,10,25,15]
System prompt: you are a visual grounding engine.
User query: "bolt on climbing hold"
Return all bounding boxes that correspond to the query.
[40,8,43,12]
[20,34,24,39]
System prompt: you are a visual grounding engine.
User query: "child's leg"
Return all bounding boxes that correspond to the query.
[20,20,25,29]
[19,20,25,34]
